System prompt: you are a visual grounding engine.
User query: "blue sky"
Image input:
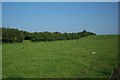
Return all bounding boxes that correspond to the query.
[2,0,120,2]
[0,2,2,28]
[2,2,118,34]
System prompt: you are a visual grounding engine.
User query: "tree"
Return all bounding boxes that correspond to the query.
[1,27,96,43]
[2,27,23,43]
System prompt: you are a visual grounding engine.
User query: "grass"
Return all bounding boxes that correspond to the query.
[2,35,118,78]
[0,43,2,79]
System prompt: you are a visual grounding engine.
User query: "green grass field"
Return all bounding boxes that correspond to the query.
[2,35,118,78]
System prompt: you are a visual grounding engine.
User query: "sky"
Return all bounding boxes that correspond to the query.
[2,2,118,34]
[0,2,1,28]
[2,0,120,2]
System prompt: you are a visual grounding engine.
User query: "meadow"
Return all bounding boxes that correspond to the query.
[2,35,118,78]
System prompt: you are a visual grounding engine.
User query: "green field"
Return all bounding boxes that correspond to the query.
[2,35,118,78]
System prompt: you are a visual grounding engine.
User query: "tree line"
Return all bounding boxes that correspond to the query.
[1,27,96,43]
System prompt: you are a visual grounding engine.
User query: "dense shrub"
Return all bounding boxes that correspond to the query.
[2,27,23,43]
[1,27,96,43]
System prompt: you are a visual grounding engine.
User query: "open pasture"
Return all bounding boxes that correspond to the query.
[2,35,118,78]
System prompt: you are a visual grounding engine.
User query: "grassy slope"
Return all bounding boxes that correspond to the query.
[2,35,118,78]
[0,43,1,79]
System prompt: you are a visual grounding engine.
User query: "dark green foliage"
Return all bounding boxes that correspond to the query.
[1,27,96,43]
[2,27,23,43]
[0,28,2,42]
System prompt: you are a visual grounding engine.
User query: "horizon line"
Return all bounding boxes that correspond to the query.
[1,27,119,35]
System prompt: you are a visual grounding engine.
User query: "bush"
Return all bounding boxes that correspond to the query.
[1,27,96,43]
